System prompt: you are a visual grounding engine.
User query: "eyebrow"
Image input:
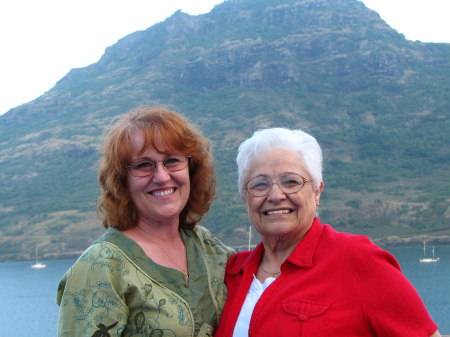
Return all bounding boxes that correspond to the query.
[133,153,180,161]
[251,172,301,178]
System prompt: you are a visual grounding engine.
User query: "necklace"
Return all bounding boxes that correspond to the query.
[136,226,189,283]
[154,241,189,283]
[260,264,281,278]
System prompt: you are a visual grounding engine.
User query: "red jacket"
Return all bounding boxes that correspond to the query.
[216,218,438,337]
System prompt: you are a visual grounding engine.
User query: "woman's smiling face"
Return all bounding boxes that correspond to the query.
[243,148,323,242]
[127,130,190,227]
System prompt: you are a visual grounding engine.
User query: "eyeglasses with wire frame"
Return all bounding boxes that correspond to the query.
[125,155,191,177]
[244,173,311,197]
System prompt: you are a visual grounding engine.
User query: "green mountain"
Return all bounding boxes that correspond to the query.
[1,0,449,261]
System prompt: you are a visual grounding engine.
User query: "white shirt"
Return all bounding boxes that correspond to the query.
[232,275,276,337]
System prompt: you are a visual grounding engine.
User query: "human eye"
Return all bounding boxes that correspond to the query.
[280,174,303,188]
[131,160,155,171]
[248,178,271,190]
[164,155,183,168]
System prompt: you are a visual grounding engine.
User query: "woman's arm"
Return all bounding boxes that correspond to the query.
[359,241,440,336]
[430,330,441,337]
[57,244,129,336]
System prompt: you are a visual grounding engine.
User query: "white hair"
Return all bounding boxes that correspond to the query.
[236,127,323,196]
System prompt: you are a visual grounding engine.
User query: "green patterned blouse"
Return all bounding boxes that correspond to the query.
[57,226,234,337]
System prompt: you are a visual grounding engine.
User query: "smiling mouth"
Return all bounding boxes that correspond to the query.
[264,209,293,215]
[150,188,175,197]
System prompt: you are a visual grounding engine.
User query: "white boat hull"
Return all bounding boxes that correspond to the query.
[31,263,46,268]
[419,242,439,263]
[31,246,46,268]
[419,258,439,263]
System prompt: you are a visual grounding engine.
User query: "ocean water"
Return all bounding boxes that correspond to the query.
[384,245,450,334]
[0,245,449,336]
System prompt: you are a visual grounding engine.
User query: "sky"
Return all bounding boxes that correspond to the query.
[0,0,448,116]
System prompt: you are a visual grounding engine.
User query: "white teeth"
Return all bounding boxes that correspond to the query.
[266,210,291,215]
[151,188,175,197]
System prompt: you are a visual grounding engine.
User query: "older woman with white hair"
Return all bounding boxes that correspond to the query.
[215,128,440,337]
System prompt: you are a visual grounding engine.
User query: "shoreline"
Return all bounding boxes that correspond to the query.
[2,235,449,263]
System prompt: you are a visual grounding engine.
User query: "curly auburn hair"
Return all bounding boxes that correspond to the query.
[97,107,216,230]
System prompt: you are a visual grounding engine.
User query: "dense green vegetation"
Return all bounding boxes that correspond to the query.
[0,0,448,261]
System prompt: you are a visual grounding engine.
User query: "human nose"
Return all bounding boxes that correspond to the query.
[267,180,286,201]
[152,161,171,181]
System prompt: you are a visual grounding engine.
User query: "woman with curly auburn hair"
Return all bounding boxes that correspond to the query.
[57,107,234,337]
[97,106,216,231]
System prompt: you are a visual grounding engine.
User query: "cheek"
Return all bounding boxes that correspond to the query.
[247,209,262,229]
[126,176,135,195]
[242,193,264,220]
[178,172,191,192]
[247,198,264,217]
[128,177,140,191]
[127,176,147,200]
[296,195,317,216]
[183,179,191,200]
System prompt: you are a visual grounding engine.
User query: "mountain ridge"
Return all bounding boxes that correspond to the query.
[0,0,449,261]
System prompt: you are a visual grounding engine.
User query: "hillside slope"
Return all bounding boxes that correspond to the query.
[0,0,449,261]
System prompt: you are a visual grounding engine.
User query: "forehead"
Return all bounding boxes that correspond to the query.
[130,129,177,156]
[247,148,307,178]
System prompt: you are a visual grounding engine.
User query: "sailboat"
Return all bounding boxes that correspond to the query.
[31,246,46,268]
[419,241,439,263]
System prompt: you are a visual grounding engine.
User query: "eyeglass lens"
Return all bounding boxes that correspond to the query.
[128,155,189,177]
[246,173,306,196]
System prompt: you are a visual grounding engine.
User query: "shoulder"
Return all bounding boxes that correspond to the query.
[57,240,133,306]
[190,224,216,240]
[65,240,130,280]
[228,251,252,269]
[321,224,376,251]
[320,224,400,270]
[225,243,264,275]
[61,228,138,283]
[186,225,235,257]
